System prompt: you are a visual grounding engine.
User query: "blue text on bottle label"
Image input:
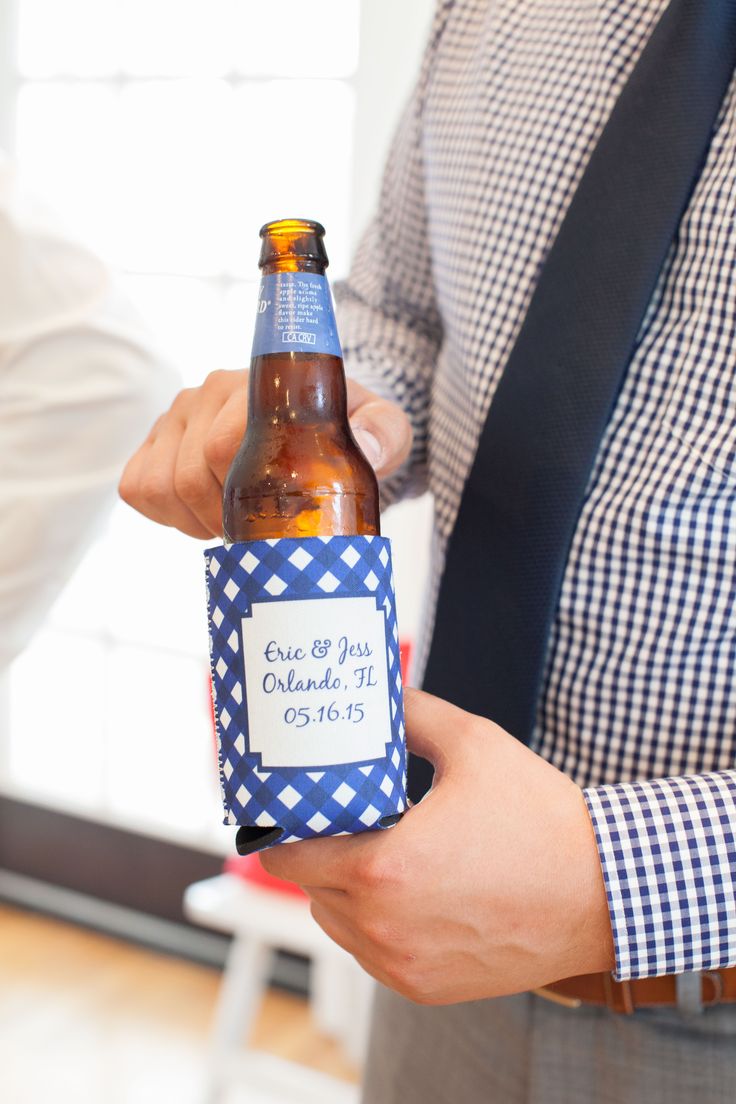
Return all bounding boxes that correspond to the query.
[243,595,392,768]
[251,272,342,358]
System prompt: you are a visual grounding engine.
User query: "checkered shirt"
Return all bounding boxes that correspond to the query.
[335,0,736,980]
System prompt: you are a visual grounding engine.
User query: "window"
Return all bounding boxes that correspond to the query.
[3,0,361,851]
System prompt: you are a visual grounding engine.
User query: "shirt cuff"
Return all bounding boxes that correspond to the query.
[583,772,736,980]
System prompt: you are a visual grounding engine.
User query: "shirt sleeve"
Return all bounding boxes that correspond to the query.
[583,771,736,980]
[0,154,179,670]
[334,3,454,507]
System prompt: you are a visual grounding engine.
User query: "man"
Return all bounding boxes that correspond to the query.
[1,151,177,669]
[120,1,736,1099]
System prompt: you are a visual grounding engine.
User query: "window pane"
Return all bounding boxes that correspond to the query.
[223,281,260,363]
[17,80,236,274]
[46,538,112,638]
[104,505,211,658]
[120,274,251,385]
[17,79,353,278]
[18,0,122,77]
[106,645,218,836]
[37,503,210,658]
[115,0,231,77]
[227,80,354,279]
[8,631,106,811]
[18,0,359,78]
[114,80,234,274]
[230,0,360,78]
[18,0,232,78]
[16,84,119,257]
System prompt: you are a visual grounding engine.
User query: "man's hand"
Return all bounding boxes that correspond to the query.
[119,369,412,538]
[261,688,615,1006]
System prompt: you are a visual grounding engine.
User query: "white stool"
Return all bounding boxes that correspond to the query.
[184,873,374,1104]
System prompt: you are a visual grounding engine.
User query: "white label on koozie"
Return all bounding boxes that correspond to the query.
[242,596,392,768]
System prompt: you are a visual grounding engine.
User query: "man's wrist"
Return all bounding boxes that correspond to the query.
[541,775,616,983]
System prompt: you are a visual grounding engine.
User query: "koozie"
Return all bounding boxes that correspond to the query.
[205,535,407,847]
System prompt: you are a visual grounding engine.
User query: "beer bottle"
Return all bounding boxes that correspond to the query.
[208,219,405,856]
[223,218,379,542]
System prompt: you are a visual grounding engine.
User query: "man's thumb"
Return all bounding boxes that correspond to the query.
[348,391,413,479]
[402,687,467,774]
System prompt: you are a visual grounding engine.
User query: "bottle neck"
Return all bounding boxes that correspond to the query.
[260,258,326,275]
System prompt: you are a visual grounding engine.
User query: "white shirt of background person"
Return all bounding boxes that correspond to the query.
[0,151,179,671]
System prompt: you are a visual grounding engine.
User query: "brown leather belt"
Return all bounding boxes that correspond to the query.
[534,969,736,1015]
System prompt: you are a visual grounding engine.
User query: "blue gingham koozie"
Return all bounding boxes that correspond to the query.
[204,535,407,848]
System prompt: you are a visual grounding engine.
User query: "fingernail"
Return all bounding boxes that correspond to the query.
[352,426,383,469]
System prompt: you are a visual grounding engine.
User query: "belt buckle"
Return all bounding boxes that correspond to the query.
[532,986,582,1010]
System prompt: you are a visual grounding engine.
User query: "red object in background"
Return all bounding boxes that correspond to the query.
[225,852,305,897]
[206,670,218,759]
[399,639,412,685]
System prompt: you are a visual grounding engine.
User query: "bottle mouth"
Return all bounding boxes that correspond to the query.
[258,218,328,269]
[260,218,326,238]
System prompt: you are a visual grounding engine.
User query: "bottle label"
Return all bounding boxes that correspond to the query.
[204,535,406,844]
[251,272,342,358]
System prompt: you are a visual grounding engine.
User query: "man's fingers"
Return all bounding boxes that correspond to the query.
[259,834,364,890]
[173,437,223,536]
[403,687,479,775]
[309,900,362,957]
[121,369,413,535]
[309,901,405,993]
[347,379,412,480]
[120,411,214,538]
[202,384,247,485]
[120,370,245,534]
[173,387,240,535]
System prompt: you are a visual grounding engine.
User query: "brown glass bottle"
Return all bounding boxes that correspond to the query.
[223,218,379,542]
